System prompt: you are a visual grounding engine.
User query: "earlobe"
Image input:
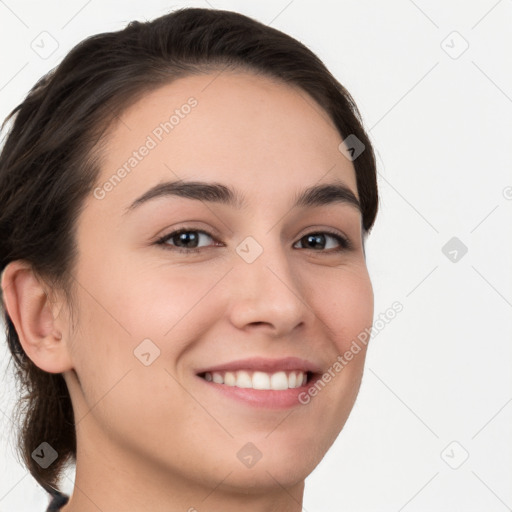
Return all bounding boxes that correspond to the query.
[1,260,73,374]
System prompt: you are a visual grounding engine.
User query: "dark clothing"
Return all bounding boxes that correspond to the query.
[46,490,70,511]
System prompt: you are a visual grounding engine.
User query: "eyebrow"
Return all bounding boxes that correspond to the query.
[123,178,361,215]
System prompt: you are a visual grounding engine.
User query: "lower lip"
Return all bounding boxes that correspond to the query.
[197,375,318,409]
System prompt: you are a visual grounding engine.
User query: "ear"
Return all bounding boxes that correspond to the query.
[1,260,74,373]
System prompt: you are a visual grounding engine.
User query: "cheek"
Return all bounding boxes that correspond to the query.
[67,288,195,445]
[77,241,218,342]
[314,265,374,352]
[68,257,230,429]
[303,264,373,416]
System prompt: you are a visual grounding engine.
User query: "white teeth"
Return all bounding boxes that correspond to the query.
[235,370,252,388]
[212,372,223,384]
[270,371,288,390]
[252,371,271,389]
[224,371,236,386]
[202,370,307,390]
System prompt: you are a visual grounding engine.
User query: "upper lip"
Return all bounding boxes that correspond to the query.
[195,356,323,375]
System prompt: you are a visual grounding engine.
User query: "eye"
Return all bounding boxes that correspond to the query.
[293,230,351,252]
[156,228,219,253]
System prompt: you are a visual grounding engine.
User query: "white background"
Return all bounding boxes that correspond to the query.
[1,1,511,511]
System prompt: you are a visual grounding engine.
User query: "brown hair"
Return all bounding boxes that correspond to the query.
[0,7,378,496]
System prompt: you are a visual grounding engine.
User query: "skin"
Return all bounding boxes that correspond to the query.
[2,71,374,512]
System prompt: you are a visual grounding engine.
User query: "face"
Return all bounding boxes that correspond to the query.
[63,71,374,494]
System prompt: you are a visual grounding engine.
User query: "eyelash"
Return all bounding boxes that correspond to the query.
[155,227,352,254]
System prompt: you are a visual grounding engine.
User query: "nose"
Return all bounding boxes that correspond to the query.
[227,238,312,337]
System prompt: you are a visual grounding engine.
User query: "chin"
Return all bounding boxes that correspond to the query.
[224,462,311,494]
[219,436,326,492]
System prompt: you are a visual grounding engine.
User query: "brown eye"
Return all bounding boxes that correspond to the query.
[156,229,217,253]
[294,231,350,252]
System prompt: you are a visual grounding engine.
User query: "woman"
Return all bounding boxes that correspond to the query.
[0,7,378,511]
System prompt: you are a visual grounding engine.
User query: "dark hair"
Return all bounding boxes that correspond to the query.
[0,7,378,496]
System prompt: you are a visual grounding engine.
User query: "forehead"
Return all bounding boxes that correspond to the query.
[93,71,358,215]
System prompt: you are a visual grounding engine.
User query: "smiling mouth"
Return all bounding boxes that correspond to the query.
[197,370,313,390]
